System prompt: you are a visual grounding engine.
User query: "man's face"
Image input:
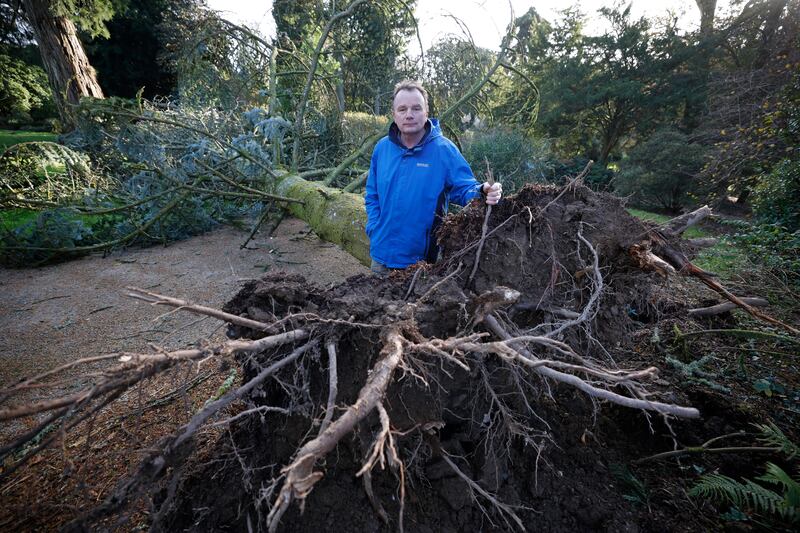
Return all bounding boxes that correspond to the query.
[392,89,428,137]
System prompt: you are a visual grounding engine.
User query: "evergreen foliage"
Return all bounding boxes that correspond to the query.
[461,127,553,192]
[83,0,203,99]
[51,0,121,39]
[424,38,495,124]
[0,141,96,201]
[614,129,707,211]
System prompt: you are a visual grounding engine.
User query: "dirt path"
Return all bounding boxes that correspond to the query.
[0,217,368,390]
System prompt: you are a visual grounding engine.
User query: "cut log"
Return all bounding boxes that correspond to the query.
[663,205,712,235]
[686,237,719,248]
[688,297,769,317]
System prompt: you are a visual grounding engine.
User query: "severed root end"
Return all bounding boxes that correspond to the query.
[629,243,676,277]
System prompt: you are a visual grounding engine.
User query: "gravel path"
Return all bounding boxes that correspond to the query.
[0,218,368,530]
[0,218,368,388]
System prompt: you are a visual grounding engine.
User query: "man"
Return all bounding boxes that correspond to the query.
[365,80,502,273]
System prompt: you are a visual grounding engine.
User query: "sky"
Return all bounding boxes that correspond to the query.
[206,0,735,52]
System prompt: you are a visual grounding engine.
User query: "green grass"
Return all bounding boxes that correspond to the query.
[0,129,57,151]
[693,241,748,278]
[627,208,707,239]
[628,208,746,279]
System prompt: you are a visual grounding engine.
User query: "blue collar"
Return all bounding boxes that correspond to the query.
[388,119,433,149]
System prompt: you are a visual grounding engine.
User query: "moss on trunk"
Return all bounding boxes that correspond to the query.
[275,172,370,266]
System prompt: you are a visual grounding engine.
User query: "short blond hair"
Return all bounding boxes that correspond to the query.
[392,80,428,109]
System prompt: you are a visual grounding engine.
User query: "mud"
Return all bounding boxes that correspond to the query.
[155,184,746,532]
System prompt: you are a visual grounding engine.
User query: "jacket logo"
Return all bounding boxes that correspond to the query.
[416,162,430,168]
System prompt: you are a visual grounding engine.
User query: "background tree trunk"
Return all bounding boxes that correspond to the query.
[21,0,104,129]
[682,0,717,131]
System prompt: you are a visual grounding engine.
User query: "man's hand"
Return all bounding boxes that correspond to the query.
[482,182,503,205]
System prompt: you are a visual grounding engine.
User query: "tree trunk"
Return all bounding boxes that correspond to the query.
[21,0,104,130]
[696,0,717,36]
[334,50,346,113]
[275,172,370,266]
[373,89,381,115]
[684,0,717,130]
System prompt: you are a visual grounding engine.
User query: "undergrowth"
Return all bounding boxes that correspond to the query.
[689,424,800,527]
[728,221,800,289]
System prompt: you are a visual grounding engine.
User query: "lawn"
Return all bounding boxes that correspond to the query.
[627,207,747,278]
[0,129,57,151]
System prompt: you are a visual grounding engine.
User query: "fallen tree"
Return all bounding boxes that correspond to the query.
[10,177,796,531]
[274,171,370,265]
[2,6,797,529]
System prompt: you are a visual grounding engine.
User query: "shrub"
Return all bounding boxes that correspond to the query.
[752,159,800,232]
[341,112,389,147]
[0,53,56,126]
[614,129,706,212]
[461,127,554,192]
[727,219,800,288]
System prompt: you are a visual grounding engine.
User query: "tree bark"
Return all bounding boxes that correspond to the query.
[664,205,712,235]
[275,172,370,266]
[21,0,104,130]
[684,0,717,130]
[688,297,768,317]
[695,0,717,36]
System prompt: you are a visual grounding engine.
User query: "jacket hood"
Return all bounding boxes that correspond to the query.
[388,118,442,148]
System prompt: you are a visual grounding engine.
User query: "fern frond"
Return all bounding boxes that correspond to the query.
[758,463,800,515]
[691,467,800,523]
[689,473,747,505]
[756,422,800,459]
[740,478,785,517]
[611,463,648,504]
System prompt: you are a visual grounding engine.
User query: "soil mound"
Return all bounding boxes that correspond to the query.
[156,183,699,532]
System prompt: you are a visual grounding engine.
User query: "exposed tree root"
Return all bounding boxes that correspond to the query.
[266,327,405,531]
[6,180,792,532]
[441,452,526,531]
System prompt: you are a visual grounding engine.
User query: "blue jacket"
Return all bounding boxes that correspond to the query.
[365,118,481,268]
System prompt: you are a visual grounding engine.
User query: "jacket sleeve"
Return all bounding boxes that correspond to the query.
[444,143,481,206]
[364,147,380,238]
